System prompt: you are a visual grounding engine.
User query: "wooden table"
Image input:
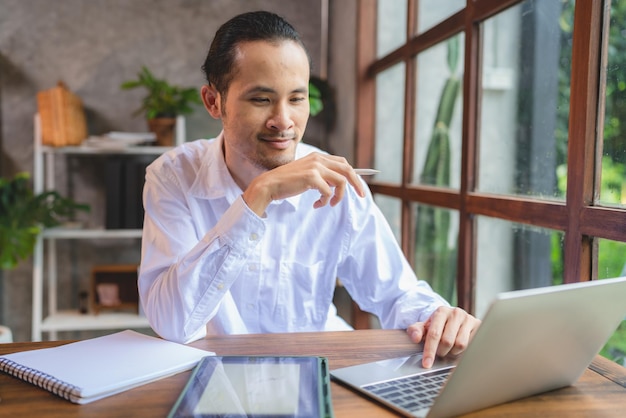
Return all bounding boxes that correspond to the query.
[1,329,625,417]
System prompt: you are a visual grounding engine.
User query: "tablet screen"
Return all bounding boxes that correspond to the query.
[169,356,328,418]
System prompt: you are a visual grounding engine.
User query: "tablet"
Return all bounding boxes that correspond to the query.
[167,356,334,418]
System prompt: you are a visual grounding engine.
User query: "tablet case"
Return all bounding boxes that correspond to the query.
[168,356,334,418]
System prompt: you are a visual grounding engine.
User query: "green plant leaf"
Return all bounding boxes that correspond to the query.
[120,66,202,118]
[0,172,90,270]
[309,82,324,116]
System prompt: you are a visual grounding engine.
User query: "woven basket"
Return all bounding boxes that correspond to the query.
[36,81,87,147]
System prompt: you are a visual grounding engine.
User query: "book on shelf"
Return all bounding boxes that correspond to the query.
[36,81,87,147]
[105,155,152,229]
[0,330,211,404]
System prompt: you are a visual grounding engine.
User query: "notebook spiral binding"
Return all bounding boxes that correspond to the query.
[0,357,80,402]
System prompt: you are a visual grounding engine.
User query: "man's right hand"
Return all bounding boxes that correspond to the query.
[242,152,367,216]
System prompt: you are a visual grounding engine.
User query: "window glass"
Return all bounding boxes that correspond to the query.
[599,1,626,208]
[377,0,407,58]
[416,0,465,34]
[475,216,564,318]
[413,204,459,305]
[477,1,572,199]
[374,63,406,184]
[412,34,464,189]
[598,238,626,366]
[374,194,402,243]
[597,238,626,279]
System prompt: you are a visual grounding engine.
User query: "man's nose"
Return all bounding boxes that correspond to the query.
[267,102,294,131]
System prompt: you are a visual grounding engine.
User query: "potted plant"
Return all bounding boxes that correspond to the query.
[120,66,202,146]
[0,172,89,270]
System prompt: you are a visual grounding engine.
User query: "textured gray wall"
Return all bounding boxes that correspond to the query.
[0,0,358,341]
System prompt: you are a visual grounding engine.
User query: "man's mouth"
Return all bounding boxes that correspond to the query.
[259,135,296,149]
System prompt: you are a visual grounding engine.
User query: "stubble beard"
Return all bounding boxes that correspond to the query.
[253,145,296,171]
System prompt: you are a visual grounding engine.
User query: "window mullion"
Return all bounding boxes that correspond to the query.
[355,0,377,169]
[402,0,419,261]
[563,0,604,283]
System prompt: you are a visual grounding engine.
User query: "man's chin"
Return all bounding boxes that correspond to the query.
[262,157,294,171]
[256,152,296,170]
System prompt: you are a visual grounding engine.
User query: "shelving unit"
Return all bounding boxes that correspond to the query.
[31,114,183,341]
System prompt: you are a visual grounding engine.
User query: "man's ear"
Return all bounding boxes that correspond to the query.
[201,84,222,119]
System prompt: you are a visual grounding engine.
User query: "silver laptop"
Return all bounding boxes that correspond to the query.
[331,276,626,418]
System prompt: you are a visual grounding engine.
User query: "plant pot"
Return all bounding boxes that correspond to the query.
[147,117,176,146]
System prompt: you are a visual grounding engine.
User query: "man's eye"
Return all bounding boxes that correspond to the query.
[251,97,270,103]
[291,96,307,103]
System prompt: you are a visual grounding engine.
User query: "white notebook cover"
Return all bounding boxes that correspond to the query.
[0,330,212,404]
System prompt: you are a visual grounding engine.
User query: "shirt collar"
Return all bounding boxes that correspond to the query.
[189,131,301,210]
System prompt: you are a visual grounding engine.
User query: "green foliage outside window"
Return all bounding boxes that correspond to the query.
[414,35,461,305]
[554,0,626,366]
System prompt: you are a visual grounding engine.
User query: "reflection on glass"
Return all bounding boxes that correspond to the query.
[374,194,402,243]
[475,216,564,318]
[598,238,626,366]
[412,34,464,189]
[477,1,571,199]
[600,3,626,207]
[377,0,407,58]
[417,0,465,34]
[375,63,406,184]
[413,204,459,305]
[196,363,301,415]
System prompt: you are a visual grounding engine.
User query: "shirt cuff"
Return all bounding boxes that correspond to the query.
[210,195,266,254]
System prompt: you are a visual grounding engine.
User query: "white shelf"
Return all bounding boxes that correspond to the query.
[41,145,172,155]
[31,113,166,341]
[42,228,143,239]
[41,310,150,332]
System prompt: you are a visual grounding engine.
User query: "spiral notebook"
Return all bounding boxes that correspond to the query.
[0,330,211,404]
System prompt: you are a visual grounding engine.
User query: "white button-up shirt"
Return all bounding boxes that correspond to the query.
[138,133,449,344]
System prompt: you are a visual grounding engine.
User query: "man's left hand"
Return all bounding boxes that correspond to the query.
[406,306,481,368]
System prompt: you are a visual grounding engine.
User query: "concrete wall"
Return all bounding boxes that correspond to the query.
[0,0,358,341]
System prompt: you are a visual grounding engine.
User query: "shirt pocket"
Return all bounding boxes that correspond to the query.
[276,260,331,330]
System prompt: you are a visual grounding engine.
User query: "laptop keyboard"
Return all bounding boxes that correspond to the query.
[362,367,453,414]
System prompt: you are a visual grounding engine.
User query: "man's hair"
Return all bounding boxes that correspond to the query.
[201,11,310,94]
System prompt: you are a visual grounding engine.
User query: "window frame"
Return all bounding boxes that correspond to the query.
[355,0,622,314]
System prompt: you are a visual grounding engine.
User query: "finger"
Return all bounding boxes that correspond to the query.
[406,322,428,344]
[438,308,476,358]
[313,184,333,208]
[422,312,448,368]
[313,166,349,208]
[422,307,473,366]
[329,177,347,207]
[448,316,481,357]
[347,171,366,198]
[316,155,366,198]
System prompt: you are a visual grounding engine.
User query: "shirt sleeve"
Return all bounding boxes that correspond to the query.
[337,188,450,330]
[138,165,264,344]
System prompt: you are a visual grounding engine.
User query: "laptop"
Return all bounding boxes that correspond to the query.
[331,276,626,418]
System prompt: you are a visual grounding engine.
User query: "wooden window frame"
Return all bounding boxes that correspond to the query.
[355,0,624,314]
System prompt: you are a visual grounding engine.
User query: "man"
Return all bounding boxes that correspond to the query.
[138,11,480,368]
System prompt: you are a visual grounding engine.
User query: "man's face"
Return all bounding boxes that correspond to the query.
[211,40,311,177]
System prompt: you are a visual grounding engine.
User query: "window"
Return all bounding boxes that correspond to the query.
[356,0,626,364]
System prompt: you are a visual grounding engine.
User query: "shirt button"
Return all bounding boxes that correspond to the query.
[217,283,224,290]
[249,232,259,241]
[248,264,257,272]
[247,303,254,310]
